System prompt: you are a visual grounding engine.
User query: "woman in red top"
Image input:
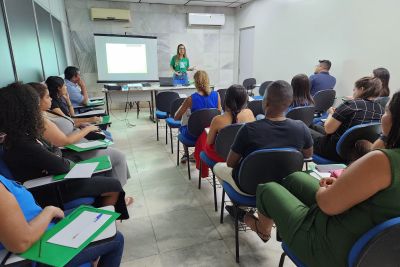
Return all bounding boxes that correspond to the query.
[195,85,255,177]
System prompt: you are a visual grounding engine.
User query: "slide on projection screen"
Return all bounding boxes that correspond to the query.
[94,34,159,83]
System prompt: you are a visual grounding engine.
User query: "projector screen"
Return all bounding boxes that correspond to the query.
[94,34,159,82]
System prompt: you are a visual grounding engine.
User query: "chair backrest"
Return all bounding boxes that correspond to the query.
[217,89,228,111]
[243,78,256,90]
[170,97,186,118]
[238,148,304,195]
[336,122,381,161]
[314,89,336,113]
[348,217,400,267]
[155,91,180,112]
[214,124,244,160]
[187,108,220,138]
[374,96,390,108]
[258,81,272,97]
[286,106,316,127]
[247,100,264,117]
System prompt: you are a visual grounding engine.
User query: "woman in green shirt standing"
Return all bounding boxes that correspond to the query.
[244,91,400,267]
[170,44,194,85]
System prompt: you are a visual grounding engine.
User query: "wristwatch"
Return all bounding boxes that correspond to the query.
[379,134,388,143]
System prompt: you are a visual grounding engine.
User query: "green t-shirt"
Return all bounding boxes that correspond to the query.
[170,56,190,73]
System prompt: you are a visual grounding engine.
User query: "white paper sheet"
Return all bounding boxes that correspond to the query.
[75,141,105,149]
[0,249,25,265]
[248,96,255,101]
[178,93,187,98]
[312,170,331,179]
[64,163,99,179]
[205,127,210,135]
[47,211,111,248]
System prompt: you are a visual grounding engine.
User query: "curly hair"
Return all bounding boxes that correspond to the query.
[0,82,44,148]
[194,70,211,96]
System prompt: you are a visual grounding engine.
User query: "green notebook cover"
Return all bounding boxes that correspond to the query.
[53,155,112,181]
[20,206,120,267]
[88,100,105,106]
[64,140,111,152]
[101,115,110,124]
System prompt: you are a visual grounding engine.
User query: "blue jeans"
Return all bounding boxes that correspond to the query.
[64,231,124,267]
[173,73,189,86]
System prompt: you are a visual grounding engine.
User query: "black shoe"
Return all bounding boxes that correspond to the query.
[225,205,246,222]
[180,155,187,164]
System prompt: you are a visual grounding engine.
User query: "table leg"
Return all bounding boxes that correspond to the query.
[149,90,156,123]
[105,91,110,115]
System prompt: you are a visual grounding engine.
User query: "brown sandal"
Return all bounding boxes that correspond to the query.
[244,213,271,243]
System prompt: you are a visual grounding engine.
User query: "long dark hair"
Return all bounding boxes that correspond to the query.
[386,91,400,148]
[45,76,64,100]
[354,77,382,99]
[225,85,248,123]
[373,68,390,97]
[291,74,314,106]
[0,83,44,148]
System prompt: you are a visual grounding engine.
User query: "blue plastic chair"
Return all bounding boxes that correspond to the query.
[279,217,400,267]
[198,124,243,211]
[220,148,304,263]
[313,89,336,124]
[312,122,381,164]
[177,109,220,180]
[166,97,185,154]
[253,81,272,100]
[155,91,180,143]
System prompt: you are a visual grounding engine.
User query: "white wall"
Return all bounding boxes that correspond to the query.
[235,0,400,97]
[34,0,74,66]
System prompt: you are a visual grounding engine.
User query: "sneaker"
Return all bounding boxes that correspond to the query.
[225,205,246,222]
[188,153,196,163]
[180,155,187,164]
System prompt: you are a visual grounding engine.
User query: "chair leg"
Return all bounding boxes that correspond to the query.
[170,126,173,154]
[165,121,168,145]
[234,204,240,263]
[198,159,202,189]
[184,145,191,180]
[220,189,225,224]
[213,174,218,212]
[177,140,180,166]
[156,119,159,141]
[278,252,286,267]
[136,101,140,119]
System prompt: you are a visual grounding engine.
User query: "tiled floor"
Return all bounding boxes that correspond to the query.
[109,110,295,267]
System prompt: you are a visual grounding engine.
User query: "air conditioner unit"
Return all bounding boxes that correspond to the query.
[188,13,225,26]
[90,8,131,22]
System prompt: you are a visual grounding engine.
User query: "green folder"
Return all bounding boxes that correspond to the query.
[101,115,110,124]
[87,99,105,106]
[20,206,120,267]
[53,155,112,181]
[64,140,112,152]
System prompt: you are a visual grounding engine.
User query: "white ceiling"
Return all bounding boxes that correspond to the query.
[109,0,252,8]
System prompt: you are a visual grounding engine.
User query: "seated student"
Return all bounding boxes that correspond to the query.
[29,82,133,205]
[194,85,255,177]
[289,74,314,109]
[64,66,89,107]
[31,82,130,179]
[309,59,336,96]
[311,76,384,162]
[0,83,129,218]
[174,70,222,163]
[45,76,101,126]
[356,90,400,156]
[213,80,313,196]
[0,174,124,267]
[243,92,400,267]
[373,67,390,97]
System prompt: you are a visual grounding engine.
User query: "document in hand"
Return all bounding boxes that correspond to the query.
[20,206,120,267]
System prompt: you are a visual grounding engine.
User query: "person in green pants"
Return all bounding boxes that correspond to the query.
[244,91,400,267]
